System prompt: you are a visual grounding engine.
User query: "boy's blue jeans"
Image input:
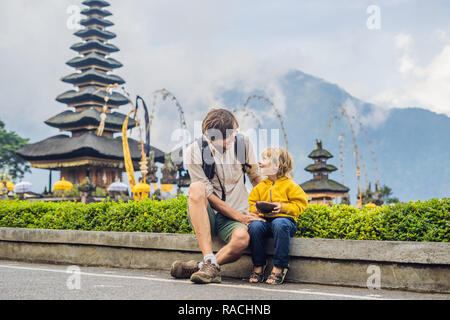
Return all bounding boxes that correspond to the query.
[248,217,297,268]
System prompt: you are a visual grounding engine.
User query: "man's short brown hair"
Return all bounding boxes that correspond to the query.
[202,108,239,141]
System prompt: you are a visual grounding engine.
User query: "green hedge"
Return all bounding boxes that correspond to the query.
[297,198,449,242]
[0,196,448,242]
[0,196,192,234]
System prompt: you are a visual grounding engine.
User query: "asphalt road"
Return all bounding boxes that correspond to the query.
[0,260,448,300]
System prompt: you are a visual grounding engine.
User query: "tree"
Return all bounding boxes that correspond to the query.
[378,184,399,204]
[0,119,31,180]
[361,182,399,205]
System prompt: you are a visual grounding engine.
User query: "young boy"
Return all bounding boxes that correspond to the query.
[247,147,308,284]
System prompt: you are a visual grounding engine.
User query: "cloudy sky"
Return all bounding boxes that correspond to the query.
[1,0,449,190]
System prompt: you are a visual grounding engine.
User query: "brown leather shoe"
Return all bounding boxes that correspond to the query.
[190,260,221,284]
[170,260,199,279]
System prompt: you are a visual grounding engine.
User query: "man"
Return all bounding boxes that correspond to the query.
[170,108,265,284]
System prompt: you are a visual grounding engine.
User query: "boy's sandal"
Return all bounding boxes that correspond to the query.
[266,267,289,285]
[248,266,266,283]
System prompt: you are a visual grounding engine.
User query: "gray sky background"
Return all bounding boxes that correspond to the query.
[1,0,449,190]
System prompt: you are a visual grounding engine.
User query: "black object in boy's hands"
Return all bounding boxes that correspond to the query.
[256,201,277,214]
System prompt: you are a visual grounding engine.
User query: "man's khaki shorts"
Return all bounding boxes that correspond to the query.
[188,203,247,243]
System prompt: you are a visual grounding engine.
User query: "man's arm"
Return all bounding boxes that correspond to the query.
[245,136,263,187]
[208,193,265,225]
[249,174,262,187]
[185,141,215,198]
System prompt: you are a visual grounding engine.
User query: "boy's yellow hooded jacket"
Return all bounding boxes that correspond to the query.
[248,176,308,221]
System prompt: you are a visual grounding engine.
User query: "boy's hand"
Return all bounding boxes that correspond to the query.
[271,202,282,213]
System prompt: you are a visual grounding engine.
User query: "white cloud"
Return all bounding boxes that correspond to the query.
[435,29,448,42]
[407,45,450,115]
[395,33,413,51]
[394,33,425,77]
[1,0,448,195]
[119,41,292,152]
[375,32,450,116]
[341,98,390,132]
[2,1,450,150]
[435,26,450,43]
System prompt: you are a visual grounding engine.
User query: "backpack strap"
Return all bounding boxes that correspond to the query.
[197,136,225,201]
[197,136,215,179]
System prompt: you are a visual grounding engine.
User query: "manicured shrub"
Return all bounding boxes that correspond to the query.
[0,195,448,242]
[296,198,449,242]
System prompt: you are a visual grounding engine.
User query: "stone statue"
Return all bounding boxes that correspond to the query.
[146,150,159,183]
[0,180,9,200]
[161,154,178,185]
[79,177,95,204]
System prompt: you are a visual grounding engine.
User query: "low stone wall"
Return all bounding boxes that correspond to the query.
[0,227,448,293]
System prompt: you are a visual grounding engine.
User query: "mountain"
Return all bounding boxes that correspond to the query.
[219,70,450,203]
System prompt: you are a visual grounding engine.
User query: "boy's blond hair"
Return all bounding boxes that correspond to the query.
[262,147,294,178]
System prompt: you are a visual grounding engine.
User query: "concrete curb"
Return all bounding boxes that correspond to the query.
[0,227,449,293]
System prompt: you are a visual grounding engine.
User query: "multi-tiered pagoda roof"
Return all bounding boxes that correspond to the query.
[45,109,136,133]
[300,140,349,204]
[71,39,119,54]
[17,0,164,187]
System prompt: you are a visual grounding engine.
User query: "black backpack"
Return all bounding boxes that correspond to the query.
[196,133,251,201]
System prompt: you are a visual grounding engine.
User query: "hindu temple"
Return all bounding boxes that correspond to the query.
[300,140,350,204]
[16,0,164,188]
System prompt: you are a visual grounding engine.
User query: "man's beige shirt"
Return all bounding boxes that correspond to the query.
[185,135,259,214]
